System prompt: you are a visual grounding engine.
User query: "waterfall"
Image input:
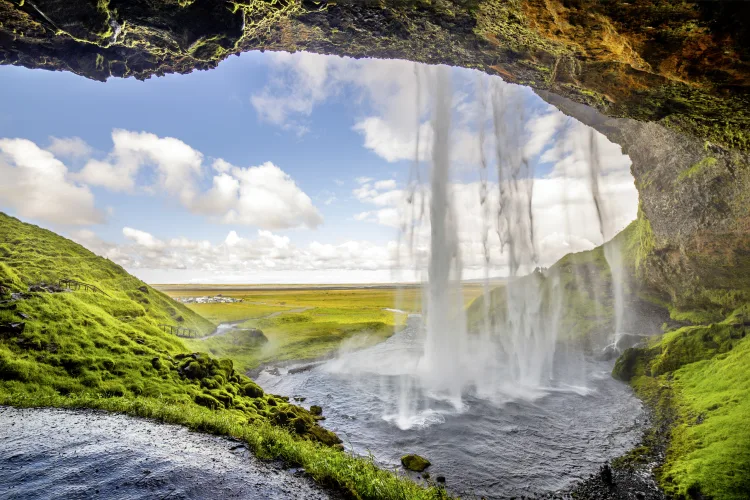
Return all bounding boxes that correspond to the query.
[419,66,468,401]
[587,128,625,345]
[389,68,621,425]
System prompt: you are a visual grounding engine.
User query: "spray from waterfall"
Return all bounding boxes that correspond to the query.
[383,68,626,427]
[586,128,625,345]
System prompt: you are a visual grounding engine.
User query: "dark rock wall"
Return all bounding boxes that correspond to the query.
[1,0,748,148]
[540,91,750,315]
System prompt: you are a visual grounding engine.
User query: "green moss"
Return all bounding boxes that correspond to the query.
[626,206,655,272]
[613,308,750,498]
[677,156,718,181]
[401,454,431,472]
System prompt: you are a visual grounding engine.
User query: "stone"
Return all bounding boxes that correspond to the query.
[436,475,446,484]
[309,405,322,416]
[600,463,613,487]
[0,322,25,337]
[401,454,431,472]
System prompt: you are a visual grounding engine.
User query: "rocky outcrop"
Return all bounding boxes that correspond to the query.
[1,0,748,149]
[539,91,750,316]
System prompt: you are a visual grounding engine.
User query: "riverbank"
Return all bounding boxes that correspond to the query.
[0,406,339,499]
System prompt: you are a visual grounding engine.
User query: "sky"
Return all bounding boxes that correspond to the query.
[0,51,638,284]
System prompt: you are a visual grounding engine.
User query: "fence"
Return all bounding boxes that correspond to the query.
[58,278,109,296]
[158,324,200,338]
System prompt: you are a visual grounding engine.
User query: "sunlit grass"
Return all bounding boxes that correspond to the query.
[621,305,750,499]
[0,212,447,499]
[169,286,486,372]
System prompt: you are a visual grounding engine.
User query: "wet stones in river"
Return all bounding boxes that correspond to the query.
[401,454,431,472]
[309,405,322,416]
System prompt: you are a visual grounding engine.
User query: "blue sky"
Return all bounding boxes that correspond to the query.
[0,52,637,283]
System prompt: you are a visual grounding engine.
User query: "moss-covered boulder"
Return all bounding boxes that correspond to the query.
[612,347,643,382]
[401,454,431,472]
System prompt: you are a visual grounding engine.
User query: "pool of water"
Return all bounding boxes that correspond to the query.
[257,323,646,499]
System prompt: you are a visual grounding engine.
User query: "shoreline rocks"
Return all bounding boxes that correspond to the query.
[401,454,431,472]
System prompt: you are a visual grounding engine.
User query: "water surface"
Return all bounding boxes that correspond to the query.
[257,324,645,499]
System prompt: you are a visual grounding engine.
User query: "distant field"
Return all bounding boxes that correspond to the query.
[155,284,487,372]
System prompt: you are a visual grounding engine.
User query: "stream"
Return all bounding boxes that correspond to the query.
[256,320,646,499]
[0,407,334,500]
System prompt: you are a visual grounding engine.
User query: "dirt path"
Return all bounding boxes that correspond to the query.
[0,406,336,500]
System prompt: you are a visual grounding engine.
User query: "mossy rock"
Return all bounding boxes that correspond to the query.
[308,425,342,446]
[309,404,322,416]
[240,382,263,398]
[612,347,642,382]
[401,454,431,472]
[194,392,221,410]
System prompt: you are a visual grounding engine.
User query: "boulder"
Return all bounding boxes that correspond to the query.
[401,454,431,472]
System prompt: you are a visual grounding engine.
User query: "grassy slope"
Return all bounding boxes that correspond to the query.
[465,235,616,349]
[0,213,446,499]
[614,310,750,499]
[609,214,750,499]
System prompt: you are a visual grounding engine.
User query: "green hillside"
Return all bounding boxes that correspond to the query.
[0,213,445,500]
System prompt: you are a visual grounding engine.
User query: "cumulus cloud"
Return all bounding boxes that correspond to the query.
[74,129,203,202]
[70,130,322,230]
[46,136,93,159]
[0,138,103,225]
[193,161,323,229]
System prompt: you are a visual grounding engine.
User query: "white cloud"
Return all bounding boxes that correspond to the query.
[74,129,203,203]
[0,138,103,225]
[374,179,397,190]
[82,227,398,278]
[69,130,322,230]
[194,161,323,230]
[123,227,166,250]
[353,118,432,163]
[46,136,93,159]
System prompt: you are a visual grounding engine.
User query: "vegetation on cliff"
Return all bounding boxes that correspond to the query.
[613,313,750,499]
[0,213,447,499]
[610,211,750,499]
[1,0,748,150]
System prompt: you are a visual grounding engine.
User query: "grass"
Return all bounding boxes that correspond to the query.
[159,286,486,372]
[465,237,618,348]
[613,306,750,499]
[0,212,448,499]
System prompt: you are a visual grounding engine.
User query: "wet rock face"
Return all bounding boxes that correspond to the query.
[1,0,748,149]
[539,90,750,313]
